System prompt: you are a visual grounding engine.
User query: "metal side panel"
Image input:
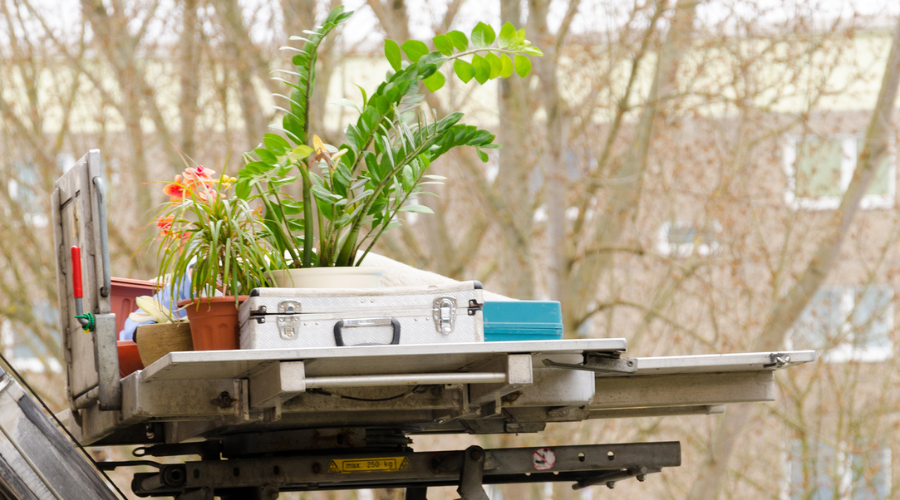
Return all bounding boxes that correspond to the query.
[591,371,775,409]
[0,368,118,499]
[140,339,628,382]
[587,350,815,410]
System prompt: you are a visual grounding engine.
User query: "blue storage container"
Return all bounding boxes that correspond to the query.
[483,301,563,341]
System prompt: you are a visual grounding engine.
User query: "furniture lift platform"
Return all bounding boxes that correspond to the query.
[59,339,813,499]
[30,150,816,499]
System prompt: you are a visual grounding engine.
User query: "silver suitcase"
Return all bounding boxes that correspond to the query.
[238,281,484,349]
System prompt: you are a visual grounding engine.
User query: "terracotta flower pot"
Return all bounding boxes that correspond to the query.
[117,340,143,377]
[177,297,246,351]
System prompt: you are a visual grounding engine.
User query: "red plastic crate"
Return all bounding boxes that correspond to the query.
[110,277,157,335]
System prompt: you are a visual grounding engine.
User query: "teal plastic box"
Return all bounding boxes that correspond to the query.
[483,301,563,341]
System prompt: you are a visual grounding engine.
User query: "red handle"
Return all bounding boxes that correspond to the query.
[71,246,83,299]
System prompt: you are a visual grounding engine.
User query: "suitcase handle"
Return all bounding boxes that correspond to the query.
[334,318,401,346]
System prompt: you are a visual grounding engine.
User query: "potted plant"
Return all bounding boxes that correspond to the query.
[153,165,277,350]
[235,6,541,288]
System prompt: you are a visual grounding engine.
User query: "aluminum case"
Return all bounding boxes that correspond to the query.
[239,281,484,349]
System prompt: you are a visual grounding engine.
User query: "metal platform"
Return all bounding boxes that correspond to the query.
[62,339,814,446]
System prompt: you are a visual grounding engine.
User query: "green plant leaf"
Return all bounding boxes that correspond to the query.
[312,185,342,202]
[500,54,514,78]
[401,40,429,63]
[471,22,495,49]
[514,54,531,77]
[472,55,491,84]
[345,124,364,152]
[423,71,446,92]
[254,148,277,164]
[400,164,415,191]
[484,52,502,79]
[289,145,313,162]
[521,46,543,56]
[447,30,468,51]
[433,34,454,56]
[264,133,291,155]
[476,147,489,162]
[498,22,516,49]
[384,39,402,71]
[453,59,476,83]
[270,176,298,188]
[517,28,526,45]
[236,179,251,199]
[399,204,434,214]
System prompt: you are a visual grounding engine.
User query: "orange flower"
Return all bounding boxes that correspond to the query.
[156,216,177,238]
[162,175,186,202]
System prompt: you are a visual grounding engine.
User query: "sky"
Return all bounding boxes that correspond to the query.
[4,0,900,53]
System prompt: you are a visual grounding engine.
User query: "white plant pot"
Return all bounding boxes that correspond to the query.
[269,267,384,288]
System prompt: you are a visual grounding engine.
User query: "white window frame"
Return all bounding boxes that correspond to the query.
[783,135,896,211]
[655,221,721,258]
[0,319,61,373]
[788,286,894,363]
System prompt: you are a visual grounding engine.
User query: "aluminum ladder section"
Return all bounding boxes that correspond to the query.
[0,364,118,499]
[51,149,121,413]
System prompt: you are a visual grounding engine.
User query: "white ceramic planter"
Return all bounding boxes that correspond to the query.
[269,267,384,288]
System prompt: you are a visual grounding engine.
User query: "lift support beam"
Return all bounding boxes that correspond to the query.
[117,441,681,499]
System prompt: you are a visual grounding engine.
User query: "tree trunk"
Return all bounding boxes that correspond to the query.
[179,0,201,159]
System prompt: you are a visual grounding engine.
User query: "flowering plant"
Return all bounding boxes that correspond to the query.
[235,7,540,268]
[152,165,275,302]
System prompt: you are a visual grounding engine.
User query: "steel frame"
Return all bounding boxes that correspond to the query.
[113,441,681,499]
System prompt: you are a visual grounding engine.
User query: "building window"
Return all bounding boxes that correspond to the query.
[790,285,893,362]
[5,160,48,228]
[0,301,62,373]
[787,438,891,500]
[784,135,895,210]
[655,221,721,258]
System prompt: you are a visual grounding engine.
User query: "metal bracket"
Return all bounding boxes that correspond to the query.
[433,297,457,334]
[543,355,637,374]
[458,446,489,500]
[277,316,300,339]
[764,352,792,369]
[573,466,662,490]
[278,300,301,314]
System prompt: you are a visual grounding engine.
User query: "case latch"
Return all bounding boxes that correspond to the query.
[278,300,302,314]
[432,297,457,334]
[277,316,301,339]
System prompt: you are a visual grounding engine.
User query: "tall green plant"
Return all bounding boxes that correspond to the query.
[236,6,541,268]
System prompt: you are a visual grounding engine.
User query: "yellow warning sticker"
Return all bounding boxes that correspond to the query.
[328,457,411,473]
